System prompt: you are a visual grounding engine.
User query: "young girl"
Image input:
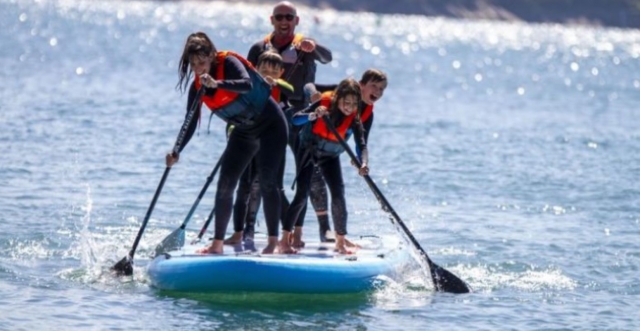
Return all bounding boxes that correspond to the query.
[280,78,369,254]
[166,32,288,255]
[302,69,388,243]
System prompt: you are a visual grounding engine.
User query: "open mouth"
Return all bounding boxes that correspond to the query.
[369,94,379,102]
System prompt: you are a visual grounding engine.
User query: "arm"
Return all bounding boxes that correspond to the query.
[309,40,332,64]
[351,118,369,170]
[176,82,201,153]
[215,56,252,93]
[291,101,321,126]
[355,112,374,160]
[246,42,263,66]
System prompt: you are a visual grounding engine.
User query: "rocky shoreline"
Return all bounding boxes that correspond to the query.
[220,0,640,30]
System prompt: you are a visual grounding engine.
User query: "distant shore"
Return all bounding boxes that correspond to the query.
[218,0,640,30]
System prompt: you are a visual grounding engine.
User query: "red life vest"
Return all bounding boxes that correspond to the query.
[360,103,374,123]
[311,92,357,142]
[271,86,281,103]
[194,51,258,112]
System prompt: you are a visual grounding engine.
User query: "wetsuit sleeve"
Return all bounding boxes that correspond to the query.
[176,82,201,153]
[355,112,374,160]
[291,101,320,126]
[246,41,263,66]
[215,56,252,93]
[310,41,332,64]
[351,118,368,165]
[314,84,337,93]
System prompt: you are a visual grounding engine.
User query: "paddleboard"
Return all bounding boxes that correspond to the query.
[147,234,409,294]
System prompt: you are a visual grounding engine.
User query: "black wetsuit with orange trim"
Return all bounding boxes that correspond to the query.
[282,99,368,236]
[303,83,376,238]
[177,54,288,240]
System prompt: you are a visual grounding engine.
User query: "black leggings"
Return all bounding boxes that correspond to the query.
[305,165,329,227]
[213,99,288,240]
[284,155,348,235]
[232,154,290,232]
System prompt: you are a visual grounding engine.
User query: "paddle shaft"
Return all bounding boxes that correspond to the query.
[119,88,204,263]
[321,117,470,293]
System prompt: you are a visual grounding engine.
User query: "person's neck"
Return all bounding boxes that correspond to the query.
[271,33,295,47]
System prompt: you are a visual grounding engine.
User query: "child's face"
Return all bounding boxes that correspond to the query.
[257,63,284,79]
[338,94,359,116]
[190,54,214,76]
[360,79,387,105]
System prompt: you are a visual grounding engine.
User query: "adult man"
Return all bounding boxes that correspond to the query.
[247,1,332,112]
[237,1,333,245]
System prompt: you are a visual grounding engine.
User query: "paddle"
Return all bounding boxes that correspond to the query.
[322,117,471,293]
[193,205,215,244]
[111,87,205,276]
[153,152,224,256]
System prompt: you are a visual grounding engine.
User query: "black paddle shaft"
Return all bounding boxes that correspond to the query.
[112,88,205,275]
[321,117,470,293]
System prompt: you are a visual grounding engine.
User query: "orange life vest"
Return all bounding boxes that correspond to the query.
[271,86,281,103]
[263,33,305,48]
[360,103,374,123]
[194,51,258,112]
[311,92,357,142]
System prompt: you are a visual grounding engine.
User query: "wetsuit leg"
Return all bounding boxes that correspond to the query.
[213,132,259,241]
[243,168,261,240]
[318,156,348,236]
[232,160,256,233]
[255,100,288,238]
[309,164,332,241]
[283,160,314,232]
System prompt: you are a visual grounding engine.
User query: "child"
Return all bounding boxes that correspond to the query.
[224,51,294,244]
[298,70,388,244]
[280,78,369,254]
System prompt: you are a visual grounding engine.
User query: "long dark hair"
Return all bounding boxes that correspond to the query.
[176,32,218,93]
[328,78,361,127]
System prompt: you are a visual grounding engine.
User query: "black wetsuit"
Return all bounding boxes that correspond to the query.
[304,84,375,238]
[229,84,294,238]
[230,35,332,236]
[177,55,288,240]
[283,102,368,236]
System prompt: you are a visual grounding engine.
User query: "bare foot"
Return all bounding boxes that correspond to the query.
[196,240,224,254]
[223,232,243,245]
[344,238,361,249]
[291,226,305,248]
[334,235,357,254]
[334,244,355,255]
[277,237,298,254]
[261,236,279,254]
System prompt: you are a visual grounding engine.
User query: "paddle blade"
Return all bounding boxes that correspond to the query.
[430,262,471,294]
[154,228,185,257]
[111,256,133,276]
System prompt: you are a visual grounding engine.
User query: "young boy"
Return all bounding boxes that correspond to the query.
[295,69,387,245]
[225,51,294,244]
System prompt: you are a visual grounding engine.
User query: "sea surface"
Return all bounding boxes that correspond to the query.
[1,0,639,330]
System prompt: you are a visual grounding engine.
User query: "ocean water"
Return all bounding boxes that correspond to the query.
[1,0,639,330]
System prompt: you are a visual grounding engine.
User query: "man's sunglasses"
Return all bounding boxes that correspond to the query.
[274,14,295,21]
